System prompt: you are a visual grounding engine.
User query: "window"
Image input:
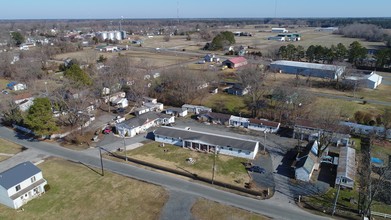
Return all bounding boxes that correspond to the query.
[15,185,21,191]
[31,176,36,183]
[229,148,233,151]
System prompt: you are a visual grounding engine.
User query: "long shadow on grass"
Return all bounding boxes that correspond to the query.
[79,161,104,176]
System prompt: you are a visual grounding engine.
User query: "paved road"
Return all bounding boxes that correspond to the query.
[160,189,196,220]
[0,126,331,220]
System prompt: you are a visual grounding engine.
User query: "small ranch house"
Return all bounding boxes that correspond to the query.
[198,112,231,125]
[0,162,47,209]
[248,118,280,133]
[154,127,259,159]
[182,104,212,115]
[294,142,318,182]
[115,112,174,137]
[165,108,188,117]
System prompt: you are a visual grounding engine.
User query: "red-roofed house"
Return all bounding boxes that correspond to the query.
[222,57,248,68]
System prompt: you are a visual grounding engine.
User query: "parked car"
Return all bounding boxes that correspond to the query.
[248,166,266,174]
[103,127,112,134]
[2,90,9,95]
[116,108,126,113]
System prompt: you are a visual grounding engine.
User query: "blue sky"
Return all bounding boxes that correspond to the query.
[1,0,390,19]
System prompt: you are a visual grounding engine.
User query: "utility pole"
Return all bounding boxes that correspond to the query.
[263,131,267,154]
[122,134,127,162]
[99,147,104,176]
[332,178,341,216]
[212,146,217,184]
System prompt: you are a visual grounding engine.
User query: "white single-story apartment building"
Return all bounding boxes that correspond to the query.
[0,162,47,209]
[182,104,212,115]
[228,115,249,127]
[335,146,356,189]
[115,112,174,137]
[340,121,391,140]
[154,127,260,160]
[270,60,345,80]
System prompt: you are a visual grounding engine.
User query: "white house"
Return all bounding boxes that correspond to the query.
[133,106,151,116]
[0,162,47,209]
[228,115,249,127]
[181,104,212,114]
[7,83,27,91]
[294,142,318,182]
[115,112,174,137]
[14,93,35,112]
[111,98,128,108]
[335,146,356,189]
[154,127,260,160]
[165,108,188,117]
[344,71,383,89]
[248,118,280,133]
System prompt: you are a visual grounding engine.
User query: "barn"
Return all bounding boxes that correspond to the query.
[222,57,248,69]
[270,60,345,80]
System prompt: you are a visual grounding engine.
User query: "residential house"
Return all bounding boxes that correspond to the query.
[198,112,231,125]
[228,115,249,127]
[248,118,280,133]
[133,106,151,116]
[294,141,318,182]
[143,102,164,112]
[226,83,249,96]
[165,108,188,117]
[14,93,34,112]
[181,104,212,115]
[0,162,47,209]
[154,127,260,159]
[204,54,215,62]
[115,112,174,137]
[222,57,248,69]
[111,97,128,108]
[143,97,157,104]
[335,146,356,189]
[102,92,126,104]
[270,60,345,80]
[7,82,27,91]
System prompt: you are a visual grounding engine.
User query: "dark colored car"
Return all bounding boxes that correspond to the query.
[116,108,126,113]
[248,166,266,174]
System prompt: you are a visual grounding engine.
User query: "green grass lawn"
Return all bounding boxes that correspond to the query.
[202,93,248,115]
[0,138,23,162]
[126,142,249,186]
[0,158,168,220]
[0,78,9,89]
[191,198,269,220]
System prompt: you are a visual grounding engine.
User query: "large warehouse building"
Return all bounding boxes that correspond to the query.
[270,60,345,80]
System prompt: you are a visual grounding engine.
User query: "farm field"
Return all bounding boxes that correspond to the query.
[0,158,168,220]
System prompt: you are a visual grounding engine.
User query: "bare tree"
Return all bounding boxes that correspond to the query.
[236,64,267,118]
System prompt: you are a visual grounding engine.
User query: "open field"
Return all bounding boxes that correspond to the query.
[53,48,196,68]
[201,93,248,115]
[0,78,9,89]
[125,142,250,187]
[0,138,23,162]
[191,198,269,220]
[0,158,168,220]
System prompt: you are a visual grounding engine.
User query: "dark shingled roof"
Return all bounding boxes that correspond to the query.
[0,162,41,190]
[154,127,258,151]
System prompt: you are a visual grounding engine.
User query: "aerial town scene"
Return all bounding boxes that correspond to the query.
[0,0,390,220]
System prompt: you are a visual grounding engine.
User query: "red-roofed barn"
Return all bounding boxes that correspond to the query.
[222,57,248,68]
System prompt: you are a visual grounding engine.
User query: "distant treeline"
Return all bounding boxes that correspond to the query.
[334,23,391,42]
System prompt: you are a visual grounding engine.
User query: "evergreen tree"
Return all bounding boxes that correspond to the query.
[25,98,58,136]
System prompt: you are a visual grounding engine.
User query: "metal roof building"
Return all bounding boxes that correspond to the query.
[336,146,356,189]
[270,60,345,80]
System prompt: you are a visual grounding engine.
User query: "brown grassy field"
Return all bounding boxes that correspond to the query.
[0,138,23,162]
[0,158,168,220]
[124,142,250,187]
[191,198,269,220]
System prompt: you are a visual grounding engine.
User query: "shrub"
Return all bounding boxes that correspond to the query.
[354,111,365,123]
[44,184,51,192]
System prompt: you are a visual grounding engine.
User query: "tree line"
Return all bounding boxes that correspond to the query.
[278,41,391,68]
